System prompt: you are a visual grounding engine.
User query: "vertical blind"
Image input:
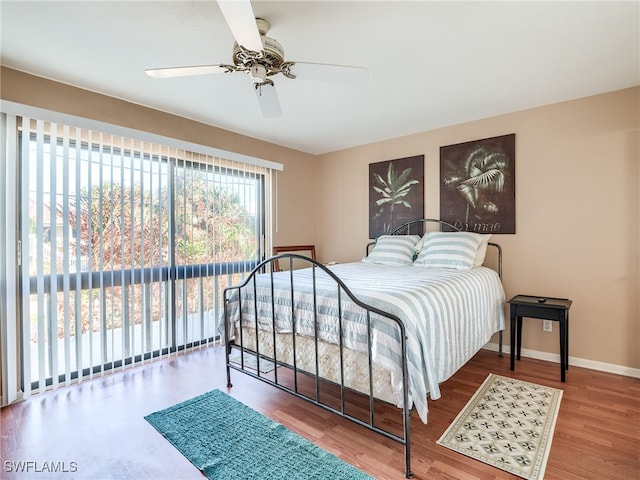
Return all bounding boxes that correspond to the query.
[7,113,278,398]
[1,113,19,405]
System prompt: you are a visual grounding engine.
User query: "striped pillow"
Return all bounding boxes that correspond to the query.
[362,235,421,266]
[414,232,485,269]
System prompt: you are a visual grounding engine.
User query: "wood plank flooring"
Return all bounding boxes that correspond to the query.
[1,346,638,479]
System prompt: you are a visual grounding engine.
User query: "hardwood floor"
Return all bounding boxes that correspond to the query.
[2,346,638,479]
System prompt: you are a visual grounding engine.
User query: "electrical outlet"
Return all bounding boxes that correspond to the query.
[543,320,553,332]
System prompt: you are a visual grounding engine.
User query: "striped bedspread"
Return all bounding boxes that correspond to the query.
[225,262,505,423]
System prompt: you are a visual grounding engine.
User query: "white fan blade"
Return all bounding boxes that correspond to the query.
[146,65,228,78]
[288,62,369,84]
[217,0,263,52]
[254,83,282,117]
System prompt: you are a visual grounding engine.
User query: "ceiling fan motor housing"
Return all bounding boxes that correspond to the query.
[232,18,286,81]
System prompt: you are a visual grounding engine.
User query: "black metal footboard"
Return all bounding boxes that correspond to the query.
[223,255,414,478]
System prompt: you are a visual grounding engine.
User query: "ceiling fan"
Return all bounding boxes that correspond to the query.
[145,0,368,117]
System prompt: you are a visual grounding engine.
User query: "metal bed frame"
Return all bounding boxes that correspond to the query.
[223,219,503,478]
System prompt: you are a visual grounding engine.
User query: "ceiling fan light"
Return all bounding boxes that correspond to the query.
[249,64,267,84]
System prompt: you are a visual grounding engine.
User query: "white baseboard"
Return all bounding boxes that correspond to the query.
[483,342,640,379]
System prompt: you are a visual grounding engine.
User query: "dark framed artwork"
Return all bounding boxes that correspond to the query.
[440,134,515,234]
[369,155,424,238]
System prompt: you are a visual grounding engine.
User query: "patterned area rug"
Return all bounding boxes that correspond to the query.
[145,389,373,480]
[437,374,562,480]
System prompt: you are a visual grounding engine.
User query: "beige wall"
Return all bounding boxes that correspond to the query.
[0,67,318,248]
[316,87,640,370]
[2,67,638,370]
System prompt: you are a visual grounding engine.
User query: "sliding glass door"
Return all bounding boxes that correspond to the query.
[19,118,269,393]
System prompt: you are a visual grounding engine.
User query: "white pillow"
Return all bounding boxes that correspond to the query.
[414,232,486,269]
[474,234,492,266]
[362,235,421,266]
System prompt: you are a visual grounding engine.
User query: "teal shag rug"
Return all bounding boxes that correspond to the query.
[145,389,373,480]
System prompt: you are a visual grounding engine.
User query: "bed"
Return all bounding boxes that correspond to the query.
[223,219,505,478]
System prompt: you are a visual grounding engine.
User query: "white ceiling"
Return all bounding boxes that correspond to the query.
[1,1,638,155]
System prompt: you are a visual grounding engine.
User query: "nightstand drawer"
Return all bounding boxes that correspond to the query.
[511,304,566,321]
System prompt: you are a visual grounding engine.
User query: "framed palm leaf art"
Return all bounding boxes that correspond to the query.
[440,134,516,234]
[369,155,424,238]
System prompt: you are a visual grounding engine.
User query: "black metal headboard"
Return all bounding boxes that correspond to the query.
[390,218,459,235]
[366,218,502,279]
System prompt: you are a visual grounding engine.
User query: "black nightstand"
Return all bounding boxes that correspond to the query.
[508,295,573,382]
